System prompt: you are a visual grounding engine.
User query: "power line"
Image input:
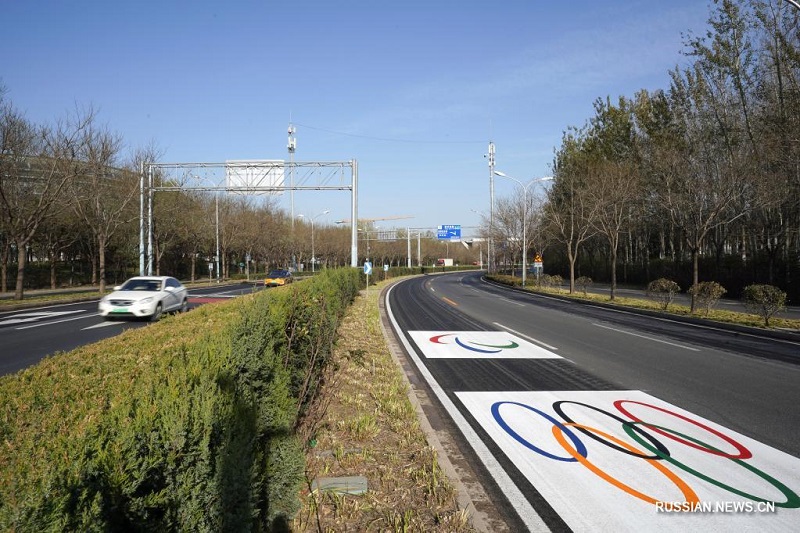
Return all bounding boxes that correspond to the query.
[292,122,484,145]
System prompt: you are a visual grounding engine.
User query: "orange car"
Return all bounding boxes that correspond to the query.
[264,269,293,287]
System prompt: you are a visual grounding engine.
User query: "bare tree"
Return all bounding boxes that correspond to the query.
[35,209,83,289]
[492,196,522,275]
[587,160,641,300]
[69,115,140,293]
[546,130,600,293]
[0,100,87,299]
[658,56,757,311]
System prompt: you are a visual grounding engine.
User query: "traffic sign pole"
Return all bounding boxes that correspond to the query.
[364,261,373,290]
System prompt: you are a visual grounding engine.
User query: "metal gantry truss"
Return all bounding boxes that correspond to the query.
[139,159,359,275]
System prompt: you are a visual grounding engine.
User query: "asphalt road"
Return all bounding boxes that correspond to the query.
[0,282,262,377]
[385,271,800,532]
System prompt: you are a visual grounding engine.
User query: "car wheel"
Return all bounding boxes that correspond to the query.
[151,303,163,322]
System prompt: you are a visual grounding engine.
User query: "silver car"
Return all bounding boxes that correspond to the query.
[98,276,188,321]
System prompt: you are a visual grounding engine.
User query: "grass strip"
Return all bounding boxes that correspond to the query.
[292,280,474,532]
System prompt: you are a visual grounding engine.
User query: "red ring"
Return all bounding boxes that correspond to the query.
[614,400,752,460]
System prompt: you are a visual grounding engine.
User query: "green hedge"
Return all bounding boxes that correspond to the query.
[0,267,362,531]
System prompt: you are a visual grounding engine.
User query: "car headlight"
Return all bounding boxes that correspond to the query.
[140,297,154,304]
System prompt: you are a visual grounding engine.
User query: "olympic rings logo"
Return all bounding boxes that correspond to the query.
[491,399,800,508]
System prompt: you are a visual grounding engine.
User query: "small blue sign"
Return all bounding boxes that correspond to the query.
[363,261,373,275]
[437,224,461,241]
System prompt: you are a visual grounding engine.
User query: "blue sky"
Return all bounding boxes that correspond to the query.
[3,1,711,236]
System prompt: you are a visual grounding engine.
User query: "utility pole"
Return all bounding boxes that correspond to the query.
[488,141,495,274]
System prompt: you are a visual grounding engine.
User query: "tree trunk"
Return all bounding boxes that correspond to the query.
[567,244,576,294]
[610,244,618,301]
[14,244,27,301]
[1,240,9,293]
[91,254,98,286]
[98,234,107,293]
[50,250,57,289]
[691,247,699,313]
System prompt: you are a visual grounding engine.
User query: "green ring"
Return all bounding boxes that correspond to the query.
[623,422,800,508]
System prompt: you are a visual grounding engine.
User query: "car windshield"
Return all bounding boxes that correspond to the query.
[120,279,162,292]
[268,270,287,277]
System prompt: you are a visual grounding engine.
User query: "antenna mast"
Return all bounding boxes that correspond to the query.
[288,123,296,228]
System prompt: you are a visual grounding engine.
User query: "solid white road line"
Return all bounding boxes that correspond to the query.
[82,321,125,330]
[16,313,99,330]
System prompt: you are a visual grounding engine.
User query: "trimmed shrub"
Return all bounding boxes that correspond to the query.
[688,281,727,316]
[537,274,563,291]
[0,267,363,531]
[647,278,681,310]
[742,284,787,327]
[575,276,592,296]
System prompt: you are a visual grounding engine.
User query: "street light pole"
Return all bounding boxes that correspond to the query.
[488,142,495,274]
[493,171,553,287]
[407,227,411,268]
[298,209,329,273]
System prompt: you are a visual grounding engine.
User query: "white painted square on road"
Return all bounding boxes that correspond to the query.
[408,331,560,359]
[456,390,800,532]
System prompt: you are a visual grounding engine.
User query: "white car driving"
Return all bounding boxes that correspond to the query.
[98,276,188,321]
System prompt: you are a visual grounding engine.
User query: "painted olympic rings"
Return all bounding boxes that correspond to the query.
[553,401,670,460]
[614,400,752,459]
[490,398,800,508]
[553,422,698,505]
[491,401,586,461]
[623,422,800,508]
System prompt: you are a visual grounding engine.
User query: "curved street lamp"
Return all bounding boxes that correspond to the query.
[297,209,330,272]
[493,171,553,287]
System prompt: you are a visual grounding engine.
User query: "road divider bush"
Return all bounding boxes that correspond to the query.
[647,278,682,310]
[742,284,787,327]
[0,267,362,531]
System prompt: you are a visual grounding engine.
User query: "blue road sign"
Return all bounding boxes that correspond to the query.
[437,224,461,241]
[363,261,373,275]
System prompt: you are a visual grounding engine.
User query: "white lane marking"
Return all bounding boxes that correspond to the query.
[592,322,700,351]
[0,300,100,317]
[493,322,559,351]
[498,295,525,307]
[0,310,85,326]
[82,321,125,330]
[385,284,549,532]
[467,284,526,308]
[16,313,99,330]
